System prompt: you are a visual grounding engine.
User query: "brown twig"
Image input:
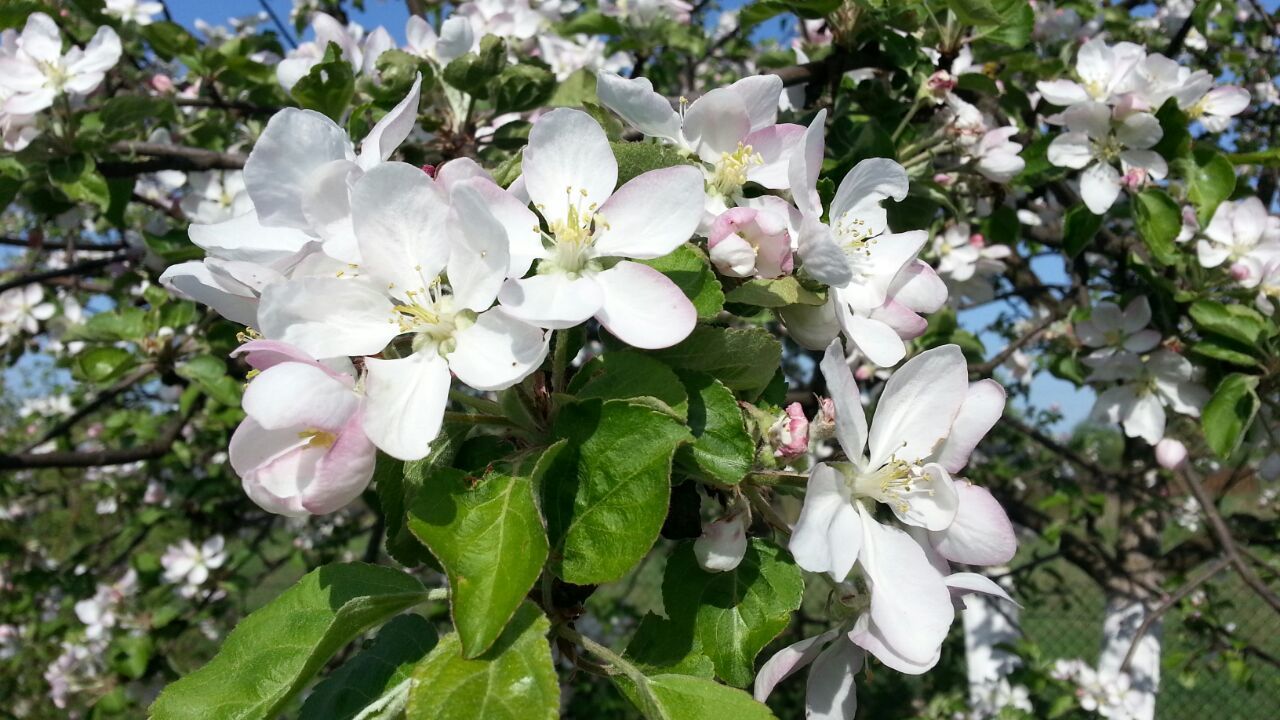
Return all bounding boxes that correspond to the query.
[0,398,200,470]
[1117,556,1230,674]
[99,142,248,176]
[0,251,133,295]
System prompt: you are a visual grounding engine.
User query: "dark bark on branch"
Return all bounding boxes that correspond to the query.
[0,399,200,470]
[99,142,248,176]
[0,251,134,294]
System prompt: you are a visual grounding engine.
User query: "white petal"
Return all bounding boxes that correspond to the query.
[779,298,841,351]
[819,340,868,458]
[888,261,948,314]
[258,278,397,358]
[242,362,357,430]
[1201,86,1250,117]
[790,464,861,580]
[868,344,968,466]
[595,72,682,143]
[498,273,604,329]
[1061,101,1113,139]
[189,210,316,268]
[805,635,863,720]
[928,483,1017,566]
[357,74,422,169]
[945,573,1019,608]
[351,161,451,293]
[159,261,258,326]
[19,13,62,64]
[592,166,704,260]
[728,74,784,131]
[753,631,838,703]
[1080,162,1121,215]
[300,159,360,261]
[693,515,748,572]
[1046,133,1094,169]
[1035,79,1089,106]
[448,183,512,310]
[1116,112,1162,149]
[595,261,696,349]
[448,308,548,391]
[842,313,906,368]
[788,110,827,219]
[244,109,355,228]
[362,353,451,461]
[1123,392,1166,445]
[797,218,853,288]
[523,109,617,224]
[682,86,751,161]
[450,177,542,277]
[888,463,959,531]
[932,379,1006,473]
[831,158,909,226]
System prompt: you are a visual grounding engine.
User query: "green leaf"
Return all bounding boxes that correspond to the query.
[142,21,199,61]
[373,49,433,100]
[492,63,556,114]
[48,154,110,211]
[1202,374,1260,458]
[1063,204,1103,255]
[67,307,149,343]
[650,326,783,398]
[543,399,692,584]
[660,540,803,687]
[549,68,599,107]
[615,672,777,720]
[1227,148,1280,167]
[101,95,171,130]
[1131,188,1181,266]
[947,0,1001,24]
[442,35,507,96]
[724,277,825,308]
[406,602,558,720]
[982,0,1035,48]
[1189,300,1267,346]
[407,468,548,658]
[150,563,431,720]
[143,228,204,264]
[176,355,242,406]
[74,347,137,383]
[381,429,467,567]
[299,614,437,720]
[739,0,840,26]
[292,42,356,122]
[108,634,153,680]
[562,11,624,35]
[1175,148,1236,224]
[611,141,695,186]
[568,350,690,419]
[675,373,754,485]
[1153,99,1190,160]
[1190,338,1261,367]
[639,244,725,321]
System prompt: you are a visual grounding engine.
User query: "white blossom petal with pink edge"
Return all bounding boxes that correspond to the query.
[301,412,378,514]
[231,339,354,378]
[189,210,317,268]
[788,110,827,219]
[928,482,1017,566]
[241,362,359,430]
[838,230,929,312]
[805,634,863,720]
[352,161,451,293]
[1200,86,1250,118]
[1080,161,1122,215]
[743,124,805,190]
[448,308,548,391]
[258,278,398,359]
[591,166,704,260]
[868,299,928,339]
[868,344,969,466]
[830,158,909,230]
[362,352,452,461]
[797,218,853,288]
[819,340,869,458]
[728,74,784,131]
[357,74,421,170]
[753,630,839,702]
[932,379,1006,473]
[230,419,312,517]
[498,273,604,329]
[447,183,512,311]
[523,109,617,224]
[889,260,948,314]
[159,261,259,326]
[1036,79,1090,106]
[449,176,543,277]
[840,311,906,368]
[682,86,752,162]
[945,573,1020,607]
[595,261,696,349]
[857,504,955,669]
[790,464,862,580]
[693,515,748,572]
[244,109,355,228]
[595,72,683,144]
[708,235,757,277]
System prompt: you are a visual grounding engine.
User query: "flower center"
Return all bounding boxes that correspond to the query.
[298,429,337,449]
[708,143,763,197]
[848,458,932,515]
[538,186,608,277]
[391,286,474,357]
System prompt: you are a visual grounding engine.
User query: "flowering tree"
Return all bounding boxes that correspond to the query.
[1,0,1278,718]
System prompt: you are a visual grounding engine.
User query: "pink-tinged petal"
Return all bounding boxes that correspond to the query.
[242,362,359,431]
[744,123,805,189]
[869,299,927,339]
[932,379,1006,473]
[435,157,492,191]
[258,277,398,359]
[498,273,604,329]
[352,161,451,292]
[889,261,948,314]
[848,613,941,675]
[450,176,542,277]
[524,109,617,224]
[790,464,861,580]
[754,630,838,702]
[229,417,312,517]
[831,158,909,226]
[928,483,1017,566]
[858,506,955,668]
[595,72,682,144]
[728,74,784,131]
[788,110,827,219]
[842,312,906,368]
[1155,438,1188,469]
[357,74,421,169]
[868,344,968,467]
[362,353,451,461]
[945,572,1020,607]
[244,108,355,228]
[1201,86,1249,118]
[708,234,758,277]
[592,166,704,260]
[448,183,511,311]
[448,308,548,391]
[231,339,354,381]
[302,411,378,514]
[779,298,841,351]
[595,261,696,349]
[683,85,752,162]
[819,340,869,459]
[840,230,929,312]
[1080,162,1121,215]
[805,634,863,720]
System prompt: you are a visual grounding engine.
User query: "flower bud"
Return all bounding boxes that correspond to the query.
[150,74,174,93]
[768,402,810,460]
[969,232,986,248]
[1155,438,1187,470]
[926,70,956,99]
[694,513,747,572]
[807,397,836,443]
[707,207,793,279]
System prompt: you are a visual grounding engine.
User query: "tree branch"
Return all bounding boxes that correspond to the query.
[0,251,133,294]
[99,142,248,176]
[0,398,200,470]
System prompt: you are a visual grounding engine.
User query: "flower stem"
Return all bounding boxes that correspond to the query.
[551,330,571,395]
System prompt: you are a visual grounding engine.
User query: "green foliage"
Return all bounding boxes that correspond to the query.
[724,277,825,307]
[1202,374,1260,458]
[639,244,725,321]
[1176,148,1236,224]
[150,564,432,719]
[615,672,779,720]
[442,35,508,97]
[292,43,356,122]
[650,326,783,398]
[1063,204,1103,255]
[675,372,756,485]
[299,614,438,720]
[611,141,696,186]
[1132,188,1181,266]
[493,64,557,114]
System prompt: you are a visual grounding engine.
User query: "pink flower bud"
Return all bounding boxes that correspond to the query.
[1229,262,1251,281]
[969,233,986,248]
[421,164,437,178]
[1121,167,1148,190]
[926,70,956,98]
[708,207,793,279]
[854,365,873,381]
[933,173,956,187]
[769,402,810,460]
[1155,438,1187,470]
[150,74,174,93]
[808,397,836,443]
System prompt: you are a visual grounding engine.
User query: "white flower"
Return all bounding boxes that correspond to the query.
[404,15,474,66]
[538,34,630,81]
[1126,53,1250,132]
[73,569,137,640]
[0,13,121,115]
[969,126,1025,182]
[104,0,165,25]
[455,0,545,43]
[694,508,748,573]
[1195,196,1280,275]
[1046,101,1166,214]
[258,164,548,461]
[180,171,253,225]
[933,224,1011,284]
[600,0,693,24]
[496,108,704,349]
[0,284,56,342]
[1075,296,1162,368]
[1036,37,1146,107]
[161,536,227,597]
[1090,350,1208,445]
[276,14,393,91]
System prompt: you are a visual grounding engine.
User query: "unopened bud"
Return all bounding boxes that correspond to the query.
[926,70,956,98]
[768,402,810,460]
[808,397,836,443]
[1155,438,1187,470]
[969,233,986,248]
[694,514,747,572]
[421,164,437,178]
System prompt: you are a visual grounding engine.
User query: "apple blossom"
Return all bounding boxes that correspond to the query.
[1075,296,1162,368]
[1090,350,1209,446]
[179,171,252,225]
[0,13,121,115]
[160,536,227,598]
[968,126,1026,182]
[707,202,794,279]
[496,108,703,349]
[1155,438,1188,470]
[1046,101,1166,214]
[276,13,393,91]
[404,15,474,66]
[932,224,1012,304]
[104,0,164,25]
[1195,196,1280,275]
[0,284,55,343]
[1035,37,1147,107]
[768,402,810,460]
